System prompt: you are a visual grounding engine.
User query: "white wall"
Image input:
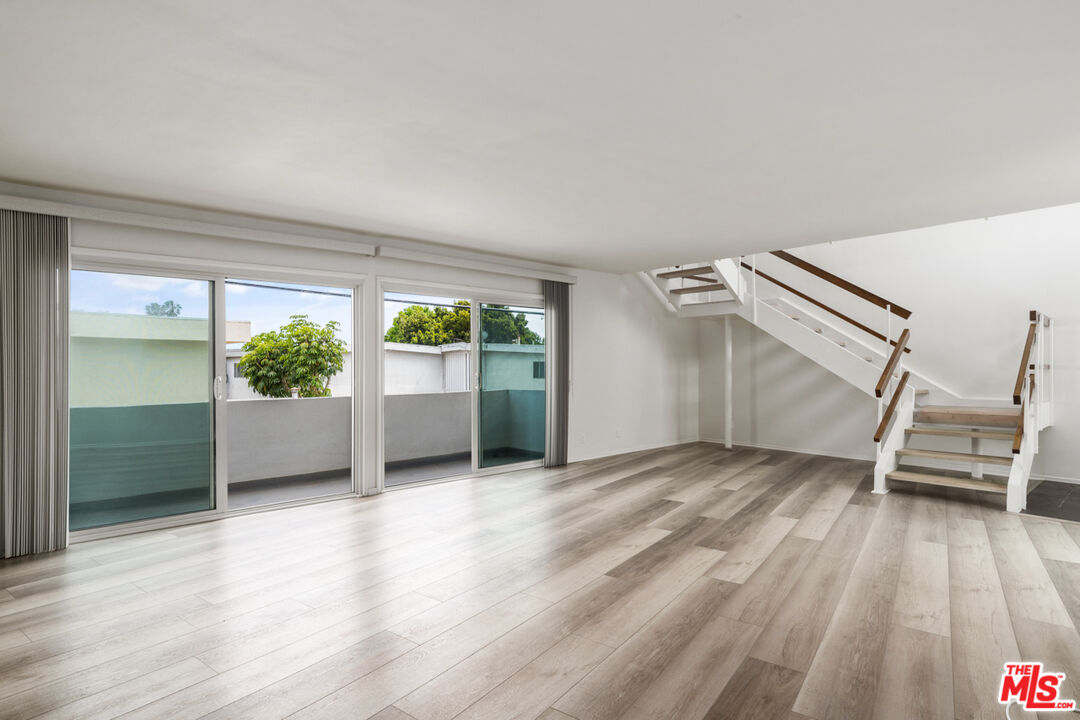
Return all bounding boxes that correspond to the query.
[227,397,351,483]
[71,219,546,297]
[443,348,470,393]
[384,343,471,395]
[700,202,1080,480]
[568,270,699,462]
[698,316,877,461]
[384,392,471,463]
[384,344,445,395]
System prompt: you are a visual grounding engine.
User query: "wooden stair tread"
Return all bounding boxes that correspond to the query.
[913,405,1020,428]
[895,448,1013,466]
[906,426,1014,441]
[657,266,714,279]
[885,470,1007,494]
[671,283,727,295]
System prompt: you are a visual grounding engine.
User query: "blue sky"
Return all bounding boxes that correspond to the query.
[227,280,352,347]
[71,271,212,318]
[70,272,543,348]
[71,271,353,347]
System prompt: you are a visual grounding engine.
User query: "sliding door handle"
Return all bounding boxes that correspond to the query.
[213,376,225,401]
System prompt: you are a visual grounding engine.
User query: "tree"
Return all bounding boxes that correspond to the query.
[235,315,346,398]
[384,300,471,345]
[145,300,182,317]
[383,301,542,346]
[434,300,471,343]
[481,305,543,345]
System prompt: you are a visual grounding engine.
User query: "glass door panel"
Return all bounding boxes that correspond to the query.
[224,279,354,508]
[69,270,214,530]
[382,292,473,486]
[478,303,546,468]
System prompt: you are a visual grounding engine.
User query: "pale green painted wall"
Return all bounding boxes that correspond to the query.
[70,312,210,407]
[481,344,545,391]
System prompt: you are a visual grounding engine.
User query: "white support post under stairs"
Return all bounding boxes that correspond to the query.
[724,315,733,450]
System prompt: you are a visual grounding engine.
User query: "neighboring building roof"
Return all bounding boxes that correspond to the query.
[226,320,251,344]
[384,342,469,354]
[70,311,209,341]
[480,343,545,353]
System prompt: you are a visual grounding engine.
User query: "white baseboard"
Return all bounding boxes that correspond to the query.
[572,437,1080,487]
[568,437,701,465]
[1030,473,1080,486]
[698,436,876,463]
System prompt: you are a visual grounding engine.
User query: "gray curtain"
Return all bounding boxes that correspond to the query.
[543,280,569,467]
[1,210,69,558]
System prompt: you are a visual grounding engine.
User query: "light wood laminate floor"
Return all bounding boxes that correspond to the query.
[1,443,1079,720]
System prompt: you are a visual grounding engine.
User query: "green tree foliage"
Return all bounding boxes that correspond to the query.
[384,300,471,345]
[383,301,543,346]
[481,306,543,345]
[436,300,472,343]
[145,300,182,317]
[236,315,346,398]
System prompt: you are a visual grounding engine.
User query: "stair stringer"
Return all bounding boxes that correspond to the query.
[762,295,966,405]
[736,299,879,396]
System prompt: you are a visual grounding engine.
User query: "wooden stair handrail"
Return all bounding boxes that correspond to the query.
[741,263,912,354]
[770,250,912,319]
[1014,372,1035,454]
[1013,314,1038,405]
[874,370,910,442]
[875,328,910,398]
[1013,396,1025,455]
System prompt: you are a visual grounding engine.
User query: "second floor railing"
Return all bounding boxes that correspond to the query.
[740,250,912,356]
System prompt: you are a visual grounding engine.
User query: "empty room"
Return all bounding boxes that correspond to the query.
[2,2,1079,719]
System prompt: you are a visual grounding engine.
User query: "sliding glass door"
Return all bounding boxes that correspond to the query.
[382,292,473,486]
[69,270,215,530]
[225,279,354,508]
[478,303,546,468]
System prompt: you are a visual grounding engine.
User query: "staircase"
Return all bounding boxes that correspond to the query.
[640,253,1054,513]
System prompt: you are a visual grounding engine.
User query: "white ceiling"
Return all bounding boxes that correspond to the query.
[2,1,1080,273]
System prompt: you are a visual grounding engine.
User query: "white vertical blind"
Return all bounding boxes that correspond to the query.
[543,280,569,467]
[1,209,69,557]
